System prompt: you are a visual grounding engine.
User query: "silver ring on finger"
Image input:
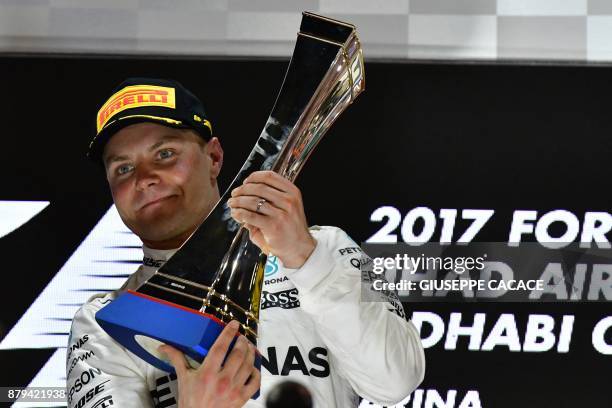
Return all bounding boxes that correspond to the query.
[255,198,267,214]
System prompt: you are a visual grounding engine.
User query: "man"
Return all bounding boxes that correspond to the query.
[67,77,425,408]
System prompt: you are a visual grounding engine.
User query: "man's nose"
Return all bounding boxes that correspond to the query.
[135,163,160,191]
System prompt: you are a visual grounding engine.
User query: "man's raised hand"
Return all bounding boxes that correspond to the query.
[228,170,316,269]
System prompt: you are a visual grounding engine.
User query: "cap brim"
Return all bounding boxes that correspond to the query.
[87,116,191,167]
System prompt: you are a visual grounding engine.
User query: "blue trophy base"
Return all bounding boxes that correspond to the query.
[95,290,261,399]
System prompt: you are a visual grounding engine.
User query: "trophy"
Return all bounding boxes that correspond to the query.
[95,11,365,392]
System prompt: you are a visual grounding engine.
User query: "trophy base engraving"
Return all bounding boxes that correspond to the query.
[96,290,261,398]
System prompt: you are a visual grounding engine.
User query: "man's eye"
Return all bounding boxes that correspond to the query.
[117,164,133,175]
[158,149,175,159]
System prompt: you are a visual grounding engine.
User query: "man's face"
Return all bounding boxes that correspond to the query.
[103,122,223,249]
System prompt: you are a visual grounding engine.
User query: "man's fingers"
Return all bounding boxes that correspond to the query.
[234,342,257,386]
[159,344,189,377]
[230,183,292,211]
[230,208,268,229]
[244,170,297,195]
[205,320,241,370]
[221,335,249,379]
[241,367,262,400]
[244,224,271,254]
[229,195,280,216]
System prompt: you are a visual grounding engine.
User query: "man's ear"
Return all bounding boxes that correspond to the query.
[206,137,224,179]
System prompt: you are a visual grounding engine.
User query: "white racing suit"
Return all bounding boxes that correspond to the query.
[66,226,425,408]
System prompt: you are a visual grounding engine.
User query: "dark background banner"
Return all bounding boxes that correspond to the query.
[0,55,610,407]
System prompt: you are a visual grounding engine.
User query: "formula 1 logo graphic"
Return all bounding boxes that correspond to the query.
[0,203,141,407]
[0,200,49,239]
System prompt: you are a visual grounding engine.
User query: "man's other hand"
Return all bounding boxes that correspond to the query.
[228,170,316,269]
[159,320,260,408]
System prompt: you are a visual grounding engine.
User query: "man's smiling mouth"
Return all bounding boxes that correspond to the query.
[139,195,177,211]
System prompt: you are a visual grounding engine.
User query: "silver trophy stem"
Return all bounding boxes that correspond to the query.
[274,30,365,180]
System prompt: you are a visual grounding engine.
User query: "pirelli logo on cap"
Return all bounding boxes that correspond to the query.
[97,85,176,133]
